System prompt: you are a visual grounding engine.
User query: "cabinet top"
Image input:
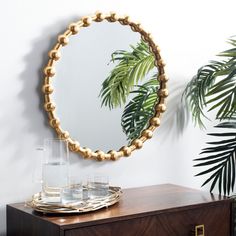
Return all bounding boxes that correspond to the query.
[8,184,231,229]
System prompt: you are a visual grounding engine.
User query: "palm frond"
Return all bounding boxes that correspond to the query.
[121,77,159,141]
[99,40,155,109]
[183,64,219,128]
[206,59,236,120]
[218,38,236,57]
[194,122,236,195]
[183,37,236,128]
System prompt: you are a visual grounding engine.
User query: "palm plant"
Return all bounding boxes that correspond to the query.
[183,37,236,195]
[100,35,236,195]
[99,40,159,141]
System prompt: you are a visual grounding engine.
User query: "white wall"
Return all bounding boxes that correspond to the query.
[0,0,235,234]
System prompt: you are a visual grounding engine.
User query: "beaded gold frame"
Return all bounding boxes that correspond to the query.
[42,12,168,161]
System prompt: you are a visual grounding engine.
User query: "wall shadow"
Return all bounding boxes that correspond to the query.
[18,15,115,167]
[157,79,190,142]
[18,16,78,142]
[17,15,104,167]
[17,15,131,167]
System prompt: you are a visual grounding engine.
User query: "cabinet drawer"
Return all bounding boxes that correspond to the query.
[65,216,157,236]
[65,203,231,236]
[156,202,231,236]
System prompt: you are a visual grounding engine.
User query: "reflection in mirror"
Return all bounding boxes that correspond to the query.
[52,22,158,152]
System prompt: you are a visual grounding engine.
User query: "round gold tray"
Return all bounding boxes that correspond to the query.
[27,186,122,214]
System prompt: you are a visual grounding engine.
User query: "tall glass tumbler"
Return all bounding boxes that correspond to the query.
[42,139,69,202]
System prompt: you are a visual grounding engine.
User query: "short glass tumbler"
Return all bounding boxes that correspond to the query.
[61,182,83,205]
[87,175,109,199]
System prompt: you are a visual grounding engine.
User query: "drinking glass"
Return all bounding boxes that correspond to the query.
[42,139,69,202]
[61,176,83,205]
[87,175,109,199]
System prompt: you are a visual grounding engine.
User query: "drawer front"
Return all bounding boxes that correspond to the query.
[156,202,231,236]
[65,216,157,236]
[65,202,231,236]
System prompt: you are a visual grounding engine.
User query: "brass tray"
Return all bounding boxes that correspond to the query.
[27,186,122,214]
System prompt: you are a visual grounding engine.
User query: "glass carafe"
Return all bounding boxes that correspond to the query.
[42,139,69,202]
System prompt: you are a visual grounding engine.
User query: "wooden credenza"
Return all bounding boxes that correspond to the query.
[7,184,233,236]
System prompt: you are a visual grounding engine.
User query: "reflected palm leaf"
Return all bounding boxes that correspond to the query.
[121,78,159,141]
[99,40,155,109]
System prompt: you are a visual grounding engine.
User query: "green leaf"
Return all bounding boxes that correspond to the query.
[195,162,225,176]
[195,151,232,161]
[99,40,156,109]
[207,132,236,137]
[121,78,159,141]
[194,156,230,167]
[206,138,236,145]
[231,153,235,190]
[215,121,236,129]
[194,122,236,195]
[210,172,221,192]
[182,36,236,127]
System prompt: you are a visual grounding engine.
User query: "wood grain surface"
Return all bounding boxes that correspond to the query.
[7,184,233,236]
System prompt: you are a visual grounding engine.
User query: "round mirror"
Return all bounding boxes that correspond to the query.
[42,12,168,161]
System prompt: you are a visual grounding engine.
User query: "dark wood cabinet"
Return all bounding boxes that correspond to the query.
[7,184,233,236]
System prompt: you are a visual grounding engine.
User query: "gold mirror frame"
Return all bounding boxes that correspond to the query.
[42,12,168,161]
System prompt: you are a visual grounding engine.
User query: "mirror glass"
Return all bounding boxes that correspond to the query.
[52,21,158,152]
